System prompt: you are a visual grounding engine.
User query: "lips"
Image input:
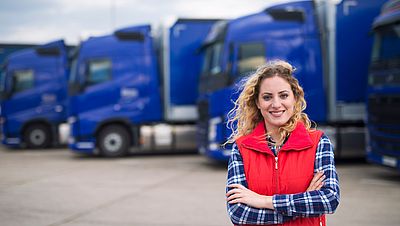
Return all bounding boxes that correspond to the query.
[269,110,285,117]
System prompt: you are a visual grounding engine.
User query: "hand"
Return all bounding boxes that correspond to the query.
[307,171,326,191]
[226,184,274,209]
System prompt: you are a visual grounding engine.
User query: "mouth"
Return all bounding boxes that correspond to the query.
[269,110,285,117]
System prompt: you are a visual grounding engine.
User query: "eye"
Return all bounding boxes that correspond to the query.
[262,95,272,101]
[280,93,289,99]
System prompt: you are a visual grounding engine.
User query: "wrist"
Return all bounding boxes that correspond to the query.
[261,195,274,209]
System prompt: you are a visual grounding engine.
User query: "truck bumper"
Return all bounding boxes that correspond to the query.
[367,151,400,170]
[1,136,21,148]
[68,137,96,155]
[200,143,231,162]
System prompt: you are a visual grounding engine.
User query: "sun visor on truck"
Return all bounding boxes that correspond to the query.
[265,8,305,23]
[114,31,145,42]
[35,46,61,56]
[35,40,65,56]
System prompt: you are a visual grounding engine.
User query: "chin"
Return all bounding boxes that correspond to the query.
[271,119,289,127]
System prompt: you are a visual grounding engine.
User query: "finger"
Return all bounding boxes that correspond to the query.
[309,175,321,188]
[315,175,326,185]
[227,192,245,202]
[311,175,325,189]
[316,182,324,190]
[311,172,323,184]
[308,183,318,191]
[227,184,244,189]
[226,188,241,197]
[228,198,243,204]
[226,193,242,202]
[308,174,323,191]
[307,183,316,191]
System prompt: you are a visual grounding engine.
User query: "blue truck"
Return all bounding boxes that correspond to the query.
[366,0,400,170]
[0,40,70,148]
[197,0,386,161]
[68,19,217,157]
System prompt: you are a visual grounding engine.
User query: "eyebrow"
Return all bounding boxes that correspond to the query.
[261,90,290,95]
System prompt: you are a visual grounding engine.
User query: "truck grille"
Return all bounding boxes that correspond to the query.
[368,95,400,156]
[197,100,209,123]
[368,95,400,124]
[197,100,209,149]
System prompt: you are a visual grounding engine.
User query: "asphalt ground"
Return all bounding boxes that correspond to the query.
[0,147,399,226]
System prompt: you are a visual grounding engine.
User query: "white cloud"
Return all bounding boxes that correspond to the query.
[0,0,290,45]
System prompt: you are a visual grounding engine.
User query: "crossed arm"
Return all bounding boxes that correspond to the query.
[227,171,326,209]
[226,134,340,225]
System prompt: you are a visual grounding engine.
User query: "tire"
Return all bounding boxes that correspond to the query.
[98,125,130,157]
[24,124,51,149]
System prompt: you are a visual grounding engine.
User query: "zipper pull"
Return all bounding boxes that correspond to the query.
[275,156,278,170]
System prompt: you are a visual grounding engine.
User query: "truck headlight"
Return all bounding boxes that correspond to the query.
[208,117,222,142]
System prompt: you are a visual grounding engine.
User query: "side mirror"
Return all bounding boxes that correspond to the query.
[68,82,84,96]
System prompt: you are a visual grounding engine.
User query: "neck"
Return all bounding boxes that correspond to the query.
[264,123,280,142]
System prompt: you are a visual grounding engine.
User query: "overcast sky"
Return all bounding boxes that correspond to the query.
[0,0,290,45]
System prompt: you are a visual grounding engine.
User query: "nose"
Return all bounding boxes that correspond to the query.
[271,97,281,108]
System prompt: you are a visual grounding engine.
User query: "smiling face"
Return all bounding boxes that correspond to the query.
[256,76,296,134]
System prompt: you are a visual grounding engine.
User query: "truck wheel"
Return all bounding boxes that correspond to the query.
[24,124,51,149]
[98,125,130,157]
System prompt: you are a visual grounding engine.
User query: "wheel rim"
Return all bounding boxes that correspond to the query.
[30,129,46,146]
[103,133,123,152]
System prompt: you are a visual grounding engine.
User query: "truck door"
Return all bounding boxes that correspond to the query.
[2,69,39,137]
[72,57,115,123]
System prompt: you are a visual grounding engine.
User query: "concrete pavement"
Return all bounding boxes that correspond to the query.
[0,147,399,226]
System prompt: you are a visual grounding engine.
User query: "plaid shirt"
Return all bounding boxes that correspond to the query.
[226,134,340,225]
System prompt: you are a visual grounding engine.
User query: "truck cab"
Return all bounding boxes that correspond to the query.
[198,0,386,161]
[68,20,216,157]
[366,0,400,170]
[0,40,69,148]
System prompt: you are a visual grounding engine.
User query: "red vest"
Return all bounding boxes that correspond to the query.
[236,121,325,226]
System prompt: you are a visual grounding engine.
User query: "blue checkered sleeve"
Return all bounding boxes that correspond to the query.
[273,134,340,217]
[226,143,294,225]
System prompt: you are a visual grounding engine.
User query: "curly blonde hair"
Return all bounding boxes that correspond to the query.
[226,60,312,145]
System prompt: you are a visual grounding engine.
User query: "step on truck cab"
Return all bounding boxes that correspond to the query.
[197,0,386,161]
[0,40,70,148]
[68,19,217,157]
[366,0,400,170]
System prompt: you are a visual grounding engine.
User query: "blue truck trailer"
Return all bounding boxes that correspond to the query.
[0,40,70,148]
[197,0,386,161]
[366,0,400,170]
[68,19,217,157]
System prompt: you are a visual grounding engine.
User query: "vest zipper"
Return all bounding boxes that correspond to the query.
[274,155,279,194]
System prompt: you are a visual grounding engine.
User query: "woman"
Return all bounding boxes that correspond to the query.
[225,60,340,225]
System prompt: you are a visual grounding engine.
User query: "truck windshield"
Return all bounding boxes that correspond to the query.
[0,70,5,94]
[369,24,400,86]
[372,24,400,61]
[0,69,5,100]
[201,42,223,76]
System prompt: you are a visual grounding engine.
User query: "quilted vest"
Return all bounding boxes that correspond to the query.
[236,121,325,226]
